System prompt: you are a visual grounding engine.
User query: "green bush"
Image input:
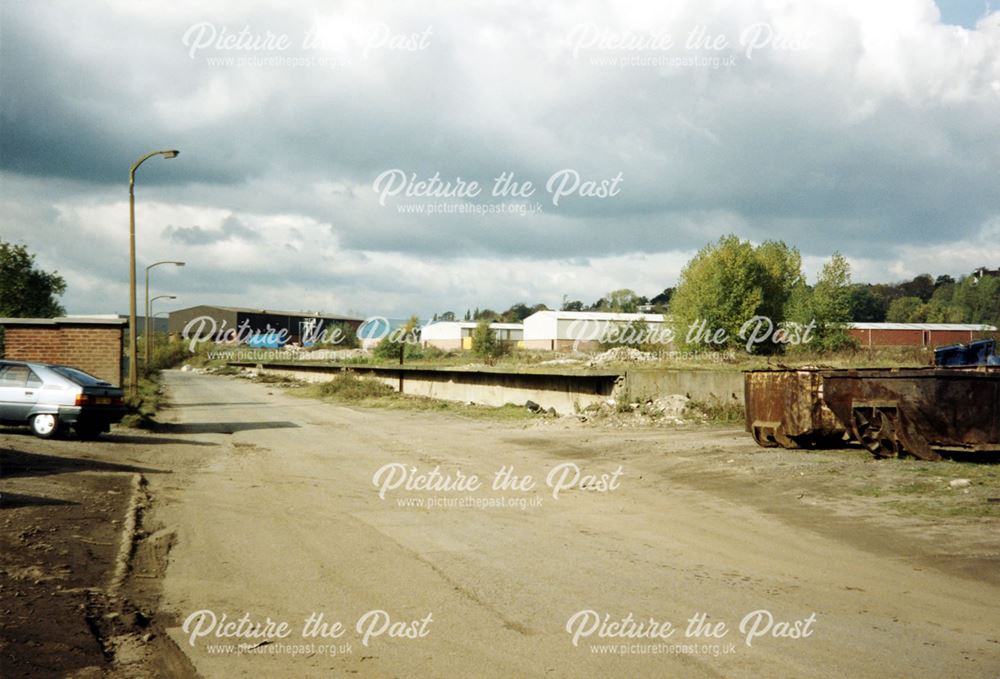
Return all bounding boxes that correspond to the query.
[149,338,191,370]
[372,316,423,361]
[372,335,424,361]
[685,395,745,423]
[316,372,395,400]
[420,345,453,360]
[471,318,508,362]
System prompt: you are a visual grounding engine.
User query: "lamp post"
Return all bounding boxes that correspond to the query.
[145,260,185,370]
[129,149,179,398]
[146,295,176,370]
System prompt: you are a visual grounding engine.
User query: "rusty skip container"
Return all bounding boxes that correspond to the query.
[744,369,846,449]
[745,366,1000,460]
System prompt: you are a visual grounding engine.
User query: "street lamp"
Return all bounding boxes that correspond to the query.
[145,260,185,370]
[150,295,176,313]
[146,295,176,370]
[128,149,179,397]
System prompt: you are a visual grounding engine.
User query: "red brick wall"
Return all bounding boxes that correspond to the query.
[3,325,124,386]
[928,330,981,346]
[848,328,982,348]
[848,329,921,347]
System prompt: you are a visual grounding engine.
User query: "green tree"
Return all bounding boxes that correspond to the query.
[899,274,935,302]
[848,284,887,322]
[602,288,643,313]
[0,241,66,318]
[886,296,926,322]
[669,235,793,351]
[754,240,804,322]
[1,241,67,353]
[954,276,1000,325]
[470,317,506,363]
[923,284,962,323]
[561,298,584,312]
[802,252,856,351]
[499,302,544,323]
[648,287,674,311]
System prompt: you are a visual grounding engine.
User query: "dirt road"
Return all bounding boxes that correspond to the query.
[138,370,997,678]
[4,369,999,677]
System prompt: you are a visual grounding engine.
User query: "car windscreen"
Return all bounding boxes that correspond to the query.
[49,366,111,386]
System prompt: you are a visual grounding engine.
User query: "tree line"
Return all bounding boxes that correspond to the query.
[4,236,996,358]
[435,235,998,354]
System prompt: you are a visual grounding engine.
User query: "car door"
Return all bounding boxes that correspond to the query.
[0,364,36,422]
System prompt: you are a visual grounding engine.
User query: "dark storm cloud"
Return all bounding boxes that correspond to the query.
[3,1,997,262]
[1,0,999,316]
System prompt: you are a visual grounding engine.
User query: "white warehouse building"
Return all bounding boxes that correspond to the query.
[420,321,524,351]
[522,311,670,352]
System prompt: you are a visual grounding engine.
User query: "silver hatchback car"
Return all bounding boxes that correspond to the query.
[0,360,127,439]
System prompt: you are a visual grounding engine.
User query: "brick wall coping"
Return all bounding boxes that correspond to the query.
[0,317,128,327]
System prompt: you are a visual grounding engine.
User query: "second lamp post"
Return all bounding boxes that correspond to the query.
[145,260,184,370]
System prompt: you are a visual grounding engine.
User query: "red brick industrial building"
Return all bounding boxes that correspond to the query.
[848,323,997,348]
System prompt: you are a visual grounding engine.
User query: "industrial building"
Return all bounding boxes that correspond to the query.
[847,323,997,348]
[522,311,669,352]
[420,321,524,350]
[167,306,363,346]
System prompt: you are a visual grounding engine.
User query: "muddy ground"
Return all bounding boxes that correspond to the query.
[1,370,998,677]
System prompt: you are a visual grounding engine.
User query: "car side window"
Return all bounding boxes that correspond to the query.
[26,370,43,388]
[0,365,30,387]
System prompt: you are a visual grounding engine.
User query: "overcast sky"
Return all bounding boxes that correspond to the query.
[1,0,998,318]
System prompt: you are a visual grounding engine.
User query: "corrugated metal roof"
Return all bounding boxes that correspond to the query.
[171,305,363,321]
[526,311,667,322]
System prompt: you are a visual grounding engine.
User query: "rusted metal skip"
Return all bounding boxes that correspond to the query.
[744,367,1000,460]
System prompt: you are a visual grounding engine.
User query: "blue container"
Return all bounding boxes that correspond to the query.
[935,339,996,366]
[934,344,970,367]
[967,339,996,365]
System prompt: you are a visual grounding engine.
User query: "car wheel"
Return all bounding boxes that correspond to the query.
[75,423,103,440]
[30,413,60,439]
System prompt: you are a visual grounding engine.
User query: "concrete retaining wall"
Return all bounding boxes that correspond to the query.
[623,368,745,405]
[231,362,746,413]
[233,363,622,414]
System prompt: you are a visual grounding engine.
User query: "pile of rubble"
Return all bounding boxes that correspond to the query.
[576,394,695,427]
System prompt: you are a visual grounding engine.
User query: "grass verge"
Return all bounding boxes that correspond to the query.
[844,459,1000,518]
[685,395,746,424]
[284,371,538,422]
[121,372,167,429]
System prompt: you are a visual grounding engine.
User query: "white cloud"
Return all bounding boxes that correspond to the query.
[1,0,998,316]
